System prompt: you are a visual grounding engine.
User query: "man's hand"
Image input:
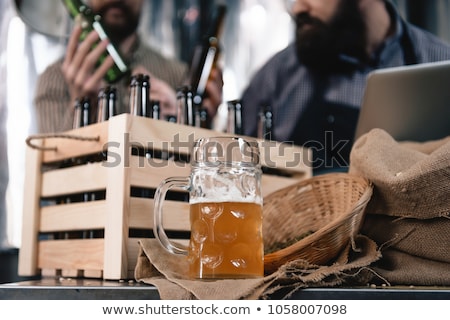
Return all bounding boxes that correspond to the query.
[202,67,224,119]
[61,24,114,105]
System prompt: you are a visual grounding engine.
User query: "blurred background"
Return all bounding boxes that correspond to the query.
[1,0,450,283]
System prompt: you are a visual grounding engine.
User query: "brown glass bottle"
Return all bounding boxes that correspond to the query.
[185,4,227,108]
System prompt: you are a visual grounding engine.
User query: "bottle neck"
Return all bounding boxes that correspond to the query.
[62,0,86,18]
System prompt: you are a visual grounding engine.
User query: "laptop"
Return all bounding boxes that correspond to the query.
[354,60,450,142]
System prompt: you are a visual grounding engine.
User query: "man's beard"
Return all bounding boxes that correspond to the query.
[294,0,368,73]
[96,2,140,45]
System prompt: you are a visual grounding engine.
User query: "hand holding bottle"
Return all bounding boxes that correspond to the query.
[201,66,223,119]
[61,23,114,108]
[61,0,130,113]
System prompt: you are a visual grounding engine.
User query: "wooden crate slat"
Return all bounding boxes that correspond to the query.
[18,140,43,276]
[103,115,131,280]
[41,162,107,197]
[40,200,107,232]
[42,122,109,164]
[129,198,189,230]
[129,156,190,189]
[38,239,104,271]
[127,116,210,152]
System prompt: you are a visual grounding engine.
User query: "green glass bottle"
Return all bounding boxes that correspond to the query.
[61,0,129,83]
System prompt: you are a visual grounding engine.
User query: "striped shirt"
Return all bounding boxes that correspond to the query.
[34,37,187,133]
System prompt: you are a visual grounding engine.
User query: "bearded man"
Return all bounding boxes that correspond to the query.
[241,0,450,173]
[35,0,222,133]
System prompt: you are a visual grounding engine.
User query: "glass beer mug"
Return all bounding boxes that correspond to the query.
[153,136,264,279]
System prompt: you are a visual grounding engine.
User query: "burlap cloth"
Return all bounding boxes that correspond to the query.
[135,235,379,300]
[349,128,450,286]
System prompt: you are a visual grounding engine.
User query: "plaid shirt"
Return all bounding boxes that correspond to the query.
[241,1,450,145]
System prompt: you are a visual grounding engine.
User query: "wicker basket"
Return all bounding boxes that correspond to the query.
[263,173,372,274]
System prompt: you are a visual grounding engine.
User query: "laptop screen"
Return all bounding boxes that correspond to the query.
[354,60,450,142]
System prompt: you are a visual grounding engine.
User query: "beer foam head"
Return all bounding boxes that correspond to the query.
[190,172,262,205]
[189,186,262,205]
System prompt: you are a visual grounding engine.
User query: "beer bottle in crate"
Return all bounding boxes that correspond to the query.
[150,100,161,120]
[129,73,152,117]
[257,105,274,141]
[107,87,117,118]
[81,97,92,127]
[96,87,108,122]
[97,86,117,122]
[176,86,195,126]
[142,74,151,118]
[61,0,129,83]
[73,98,83,129]
[195,107,209,129]
[226,99,243,135]
[185,4,227,109]
[69,96,92,130]
[129,74,143,116]
[176,86,210,128]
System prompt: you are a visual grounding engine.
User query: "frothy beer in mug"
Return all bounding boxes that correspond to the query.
[153,137,264,279]
[189,197,263,278]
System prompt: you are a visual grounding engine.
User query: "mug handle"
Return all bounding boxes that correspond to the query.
[153,176,190,255]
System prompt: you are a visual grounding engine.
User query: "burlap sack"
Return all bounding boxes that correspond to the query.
[135,235,380,300]
[349,129,450,285]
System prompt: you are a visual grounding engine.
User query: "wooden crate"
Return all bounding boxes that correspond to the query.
[18,114,311,280]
